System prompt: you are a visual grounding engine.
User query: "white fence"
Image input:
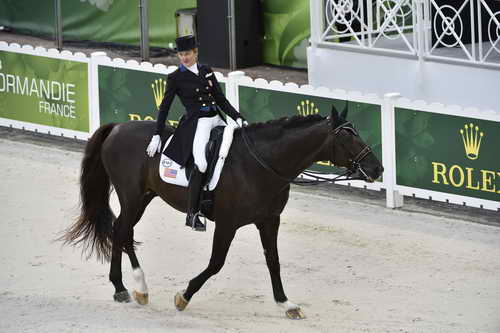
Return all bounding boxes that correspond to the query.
[313,0,500,67]
[1,41,499,212]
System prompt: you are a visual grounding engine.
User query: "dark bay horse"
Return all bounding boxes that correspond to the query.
[60,107,383,319]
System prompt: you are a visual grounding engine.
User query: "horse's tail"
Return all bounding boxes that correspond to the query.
[58,123,117,262]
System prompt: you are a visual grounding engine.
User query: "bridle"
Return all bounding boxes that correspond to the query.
[240,117,374,186]
[328,120,374,183]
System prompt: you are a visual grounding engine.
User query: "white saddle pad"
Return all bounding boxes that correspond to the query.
[159,124,238,191]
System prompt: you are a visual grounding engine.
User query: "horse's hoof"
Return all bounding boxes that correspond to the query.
[286,307,306,320]
[113,290,131,303]
[133,290,149,305]
[174,291,189,311]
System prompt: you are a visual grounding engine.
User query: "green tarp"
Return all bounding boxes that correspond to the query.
[0,0,309,68]
[0,0,194,49]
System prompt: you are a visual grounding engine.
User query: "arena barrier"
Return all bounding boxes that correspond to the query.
[1,41,499,211]
[0,42,90,140]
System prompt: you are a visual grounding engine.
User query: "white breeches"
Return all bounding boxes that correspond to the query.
[193,115,225,173]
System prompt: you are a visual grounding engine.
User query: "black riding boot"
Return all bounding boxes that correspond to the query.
[185,166,206,232]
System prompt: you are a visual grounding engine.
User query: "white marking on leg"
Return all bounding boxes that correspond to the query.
[132,268,148,293]
[277,300,300,311]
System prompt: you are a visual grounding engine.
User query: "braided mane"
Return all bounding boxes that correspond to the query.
[243,114,325,135]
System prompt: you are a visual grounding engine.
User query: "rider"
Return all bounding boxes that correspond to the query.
[146,35,245,232]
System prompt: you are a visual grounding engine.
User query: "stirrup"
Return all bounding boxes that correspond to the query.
[187,212,206,232]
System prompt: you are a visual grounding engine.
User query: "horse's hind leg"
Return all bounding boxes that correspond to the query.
[109,212,133,302]
[257,216,305,319]
[126,191,156,305]
[109,192,147,303]
[174,225,236,311]
[125,229,149,305]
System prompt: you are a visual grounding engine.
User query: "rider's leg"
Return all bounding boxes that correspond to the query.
[186,116,214,231]
[192,116,212,174]
[186,165,205,231]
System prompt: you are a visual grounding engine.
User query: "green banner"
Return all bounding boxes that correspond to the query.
[98,65,225,127]
[0,51,89,132]
[239,86,382,173]
[395,108,500,202]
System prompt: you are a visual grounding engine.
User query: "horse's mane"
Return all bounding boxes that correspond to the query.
[242,114,326,135]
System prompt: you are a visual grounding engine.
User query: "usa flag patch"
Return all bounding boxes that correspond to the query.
[164,168,177,178]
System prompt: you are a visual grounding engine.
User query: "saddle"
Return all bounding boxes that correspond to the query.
[187,126,225,219]
[159,125,234,221]
[184,126,225,184]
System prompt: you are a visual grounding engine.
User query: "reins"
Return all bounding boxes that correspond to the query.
[240,124,294,183]
[239,118,371,186]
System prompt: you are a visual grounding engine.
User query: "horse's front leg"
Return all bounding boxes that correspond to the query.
[174,225,236,311]
[257,216,306,319]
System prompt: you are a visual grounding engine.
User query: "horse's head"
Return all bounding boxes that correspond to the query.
[326,105,383,183]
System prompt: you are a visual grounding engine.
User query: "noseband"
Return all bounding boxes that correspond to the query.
[240,117,374,186]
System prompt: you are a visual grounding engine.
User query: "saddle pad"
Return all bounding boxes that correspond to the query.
[159,123,238,191]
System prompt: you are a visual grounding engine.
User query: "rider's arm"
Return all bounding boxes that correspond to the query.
[155,74,177,135]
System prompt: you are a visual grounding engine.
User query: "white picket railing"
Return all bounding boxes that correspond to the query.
[1,41,499,211]
[313,0,500,67]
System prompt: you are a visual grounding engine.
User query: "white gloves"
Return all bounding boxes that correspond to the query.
[146,135,161,157]
[236,118,248,127]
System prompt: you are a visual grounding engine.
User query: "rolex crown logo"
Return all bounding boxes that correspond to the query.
[151,79,167,110]
[297,100,319,116]
[459,123,484,160]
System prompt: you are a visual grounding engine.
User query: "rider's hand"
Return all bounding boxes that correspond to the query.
[146,135,161,157]
[236,117,247,127]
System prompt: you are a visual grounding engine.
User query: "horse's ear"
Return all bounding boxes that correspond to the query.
[331,105,339,126]
[341,105,348,119]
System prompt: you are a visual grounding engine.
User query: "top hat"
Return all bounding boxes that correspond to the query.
[175,35,197,52]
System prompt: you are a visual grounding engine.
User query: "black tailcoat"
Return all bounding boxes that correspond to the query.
[155,64,240,167]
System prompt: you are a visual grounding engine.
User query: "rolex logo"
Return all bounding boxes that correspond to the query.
[297,100,319,116]
[151,79,166,110]
[460,123,484,160]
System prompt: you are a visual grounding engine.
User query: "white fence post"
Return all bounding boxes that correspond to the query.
[415,0,425,62]
[226,70,245,126]
[89,51,107,135]
[382,92,404,209]
[309,0,322,47]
